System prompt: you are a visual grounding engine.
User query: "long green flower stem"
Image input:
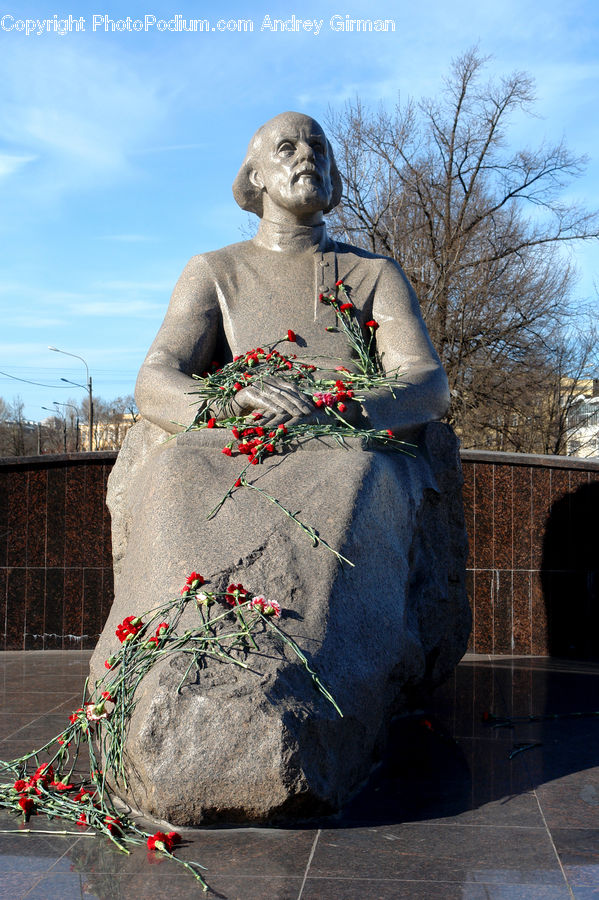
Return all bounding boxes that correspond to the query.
[0,582,340,892]
[239,476,355,567]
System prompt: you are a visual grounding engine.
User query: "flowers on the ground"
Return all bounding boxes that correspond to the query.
[147,830,182,852]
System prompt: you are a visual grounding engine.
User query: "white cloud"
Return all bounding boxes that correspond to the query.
[0,153,37,178]
[0,41,170,208]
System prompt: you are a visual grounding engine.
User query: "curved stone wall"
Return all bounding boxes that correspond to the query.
[1,449,598,656]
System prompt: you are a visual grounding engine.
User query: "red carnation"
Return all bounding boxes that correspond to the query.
[365,320,379,330]
[105,815,121,834]
[335,279,344,287]
[207,417,216,428]
[13,779,27,792]
[225,583,248,606]
[115,615,143,643]
[183,572,204,589]
[287,329,296,342]
[339,302,353,311]
[51,781,74,792]
[18,796,35,814]
[147,830,181,852]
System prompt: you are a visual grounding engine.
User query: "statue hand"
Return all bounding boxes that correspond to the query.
[230,376,313,425]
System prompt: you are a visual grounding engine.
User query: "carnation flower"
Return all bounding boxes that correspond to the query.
[85,702,109,722]
[365,319,379,330]
[115,615,143,643]
[287,329,296,342]
[50,781,74,792]
[181,572,205,595]
[250,596,281,617]
[225,583,248,606]
[105,815,121,833]
[313,392,336,408]
[147,830,181,852]
[18,796,35,814]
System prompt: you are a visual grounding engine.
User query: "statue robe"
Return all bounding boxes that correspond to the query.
[90,236,471,825]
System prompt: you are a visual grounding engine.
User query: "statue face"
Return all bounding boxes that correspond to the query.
[251,115,333,220]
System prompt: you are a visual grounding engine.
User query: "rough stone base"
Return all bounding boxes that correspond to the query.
[90,421,471,825]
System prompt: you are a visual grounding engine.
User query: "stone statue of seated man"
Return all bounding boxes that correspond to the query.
[91,112,471,826]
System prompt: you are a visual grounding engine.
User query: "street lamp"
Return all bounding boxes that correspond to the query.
[48,347,94,451]
[54,401,80,452]
[41,405,67,452]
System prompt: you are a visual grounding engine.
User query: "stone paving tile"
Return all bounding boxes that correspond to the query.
[63,823,317,878]
[535,772,599,831]
[0,872,43,900]
[1,651,598,900]
[551,827,599,887]
[301,878,573,899]
[308,823,566,885]
[20,871,303,900]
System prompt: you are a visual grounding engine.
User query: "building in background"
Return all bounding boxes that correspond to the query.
[565,379,599,458]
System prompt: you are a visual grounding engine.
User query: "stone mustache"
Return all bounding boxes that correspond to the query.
[90,112,471,825]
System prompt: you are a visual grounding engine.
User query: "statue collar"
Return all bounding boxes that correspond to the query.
[253,219,331,254]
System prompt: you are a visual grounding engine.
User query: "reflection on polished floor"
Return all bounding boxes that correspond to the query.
[0,650,598,899]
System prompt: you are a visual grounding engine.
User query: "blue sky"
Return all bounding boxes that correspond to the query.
[1,0,598,421]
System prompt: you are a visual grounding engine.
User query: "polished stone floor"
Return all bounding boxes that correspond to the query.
[0,650,598,899]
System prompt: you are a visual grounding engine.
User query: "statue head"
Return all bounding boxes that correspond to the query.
[232,112,342,221]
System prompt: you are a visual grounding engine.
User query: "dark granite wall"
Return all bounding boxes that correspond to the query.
[461,451,599,659]
[2,449,599,656]
[0,452,115,650]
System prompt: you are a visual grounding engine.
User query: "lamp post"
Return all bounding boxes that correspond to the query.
[54,401,80,452]
[48,347,94,451]
[41,405,67,452]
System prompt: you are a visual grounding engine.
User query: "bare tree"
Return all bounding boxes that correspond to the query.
[0,397,39,456]
[326,49,599,450]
